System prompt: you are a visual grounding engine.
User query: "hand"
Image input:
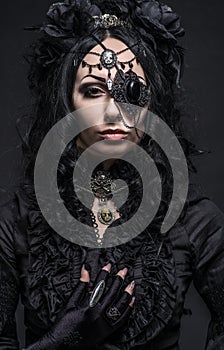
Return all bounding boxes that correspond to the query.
[25,264,135,350]
[76,264,135,349]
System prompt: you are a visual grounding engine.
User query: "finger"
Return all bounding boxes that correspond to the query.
[80,265,90,283]
[89,264,111,308]
[107,281,135,317]
[116,298,135,325]
[124,280,135,295]
[101,268,128,309]
[102,275,124,308]
[119,304,134,324]
[105,298,135,326]
[92,263,111,288]
[66,280,88,310]
[116,267,128,280]
[113,291,132,313]
[102,263,111,272]
[129,296,135,307]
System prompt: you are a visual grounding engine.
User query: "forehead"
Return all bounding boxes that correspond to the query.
[75,37,146,84]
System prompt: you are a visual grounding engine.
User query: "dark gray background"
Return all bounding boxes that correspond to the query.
[0,1,223,349]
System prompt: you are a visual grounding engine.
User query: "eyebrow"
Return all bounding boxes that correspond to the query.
[81,74,106,83]
[80,73,146,84]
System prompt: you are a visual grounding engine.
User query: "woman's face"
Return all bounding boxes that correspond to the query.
[72,37,149,157]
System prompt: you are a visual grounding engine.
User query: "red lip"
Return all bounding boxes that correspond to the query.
[99,129,128,134]
[99,129,128,140]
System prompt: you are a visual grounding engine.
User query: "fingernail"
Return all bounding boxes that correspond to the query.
[121,267,128,277]
[128,280,135,290]
[102,263,111,272]
[129,296,135,307]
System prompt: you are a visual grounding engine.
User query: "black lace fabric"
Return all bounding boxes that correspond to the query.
[0,257,19,344]
[204,283,224,341]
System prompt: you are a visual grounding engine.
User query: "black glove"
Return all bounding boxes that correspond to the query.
[24,266,135,350]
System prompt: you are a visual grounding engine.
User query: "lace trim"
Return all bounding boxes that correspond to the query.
[0,257,19,337]
[205,283,224,339]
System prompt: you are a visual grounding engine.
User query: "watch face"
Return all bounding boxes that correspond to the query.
[100,49,117,69]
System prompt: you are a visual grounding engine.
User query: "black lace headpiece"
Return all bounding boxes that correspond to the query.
[26,0,185,87]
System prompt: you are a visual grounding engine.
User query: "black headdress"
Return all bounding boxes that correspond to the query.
[26,0,185,87]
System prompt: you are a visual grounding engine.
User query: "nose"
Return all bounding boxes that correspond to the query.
[104,99,121,123]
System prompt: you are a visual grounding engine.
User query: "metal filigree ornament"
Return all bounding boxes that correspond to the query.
[106,306,122,321]
[92,14,131,30]
[110,69,151,137]
[97,206,115,225]
[100,49,117,68]
[111,69,151,108]
[80,14,140,91]
[100,49,117,91]
[81,43,138,91]
[90,171,115,198]
[89,14,132,91]
[90,171,117,231]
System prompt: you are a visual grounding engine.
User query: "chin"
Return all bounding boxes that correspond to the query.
[88,140,137,158]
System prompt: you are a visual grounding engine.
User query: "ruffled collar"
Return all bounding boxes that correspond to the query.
[17,154,180,347]
[20,196,177,348]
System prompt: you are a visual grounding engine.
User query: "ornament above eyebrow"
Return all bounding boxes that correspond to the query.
[80,41,140,91]
[100,50,117,69]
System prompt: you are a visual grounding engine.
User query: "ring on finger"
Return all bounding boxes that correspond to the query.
[106,306,122,321]
[89,280,106,307]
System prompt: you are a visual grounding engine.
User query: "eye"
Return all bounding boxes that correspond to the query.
[82,86,106,98]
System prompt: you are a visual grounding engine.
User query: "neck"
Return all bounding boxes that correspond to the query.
[102,159,116,171]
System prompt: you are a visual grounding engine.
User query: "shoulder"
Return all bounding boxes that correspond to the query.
[0,186,30,265]
[183,183,224,236]
[0,189,18,244]
[181,182,224,263]
[0,185,30,227]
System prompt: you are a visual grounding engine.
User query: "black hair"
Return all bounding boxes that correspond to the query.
[22,25,187,174]
[19,24,196,234]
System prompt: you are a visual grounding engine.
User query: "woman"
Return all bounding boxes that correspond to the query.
[0,1,224,349]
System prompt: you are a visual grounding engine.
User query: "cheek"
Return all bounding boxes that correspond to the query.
[72,91,83,110]
[76,128,95,150]
[138,108,148,127]
[78,127,96,141]
[75,104,107,131]
[129,129,143,144]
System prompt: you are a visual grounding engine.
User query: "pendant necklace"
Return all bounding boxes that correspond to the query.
[90,171,119,246]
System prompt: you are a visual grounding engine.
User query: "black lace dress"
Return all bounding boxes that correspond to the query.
[0,182,224,350]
